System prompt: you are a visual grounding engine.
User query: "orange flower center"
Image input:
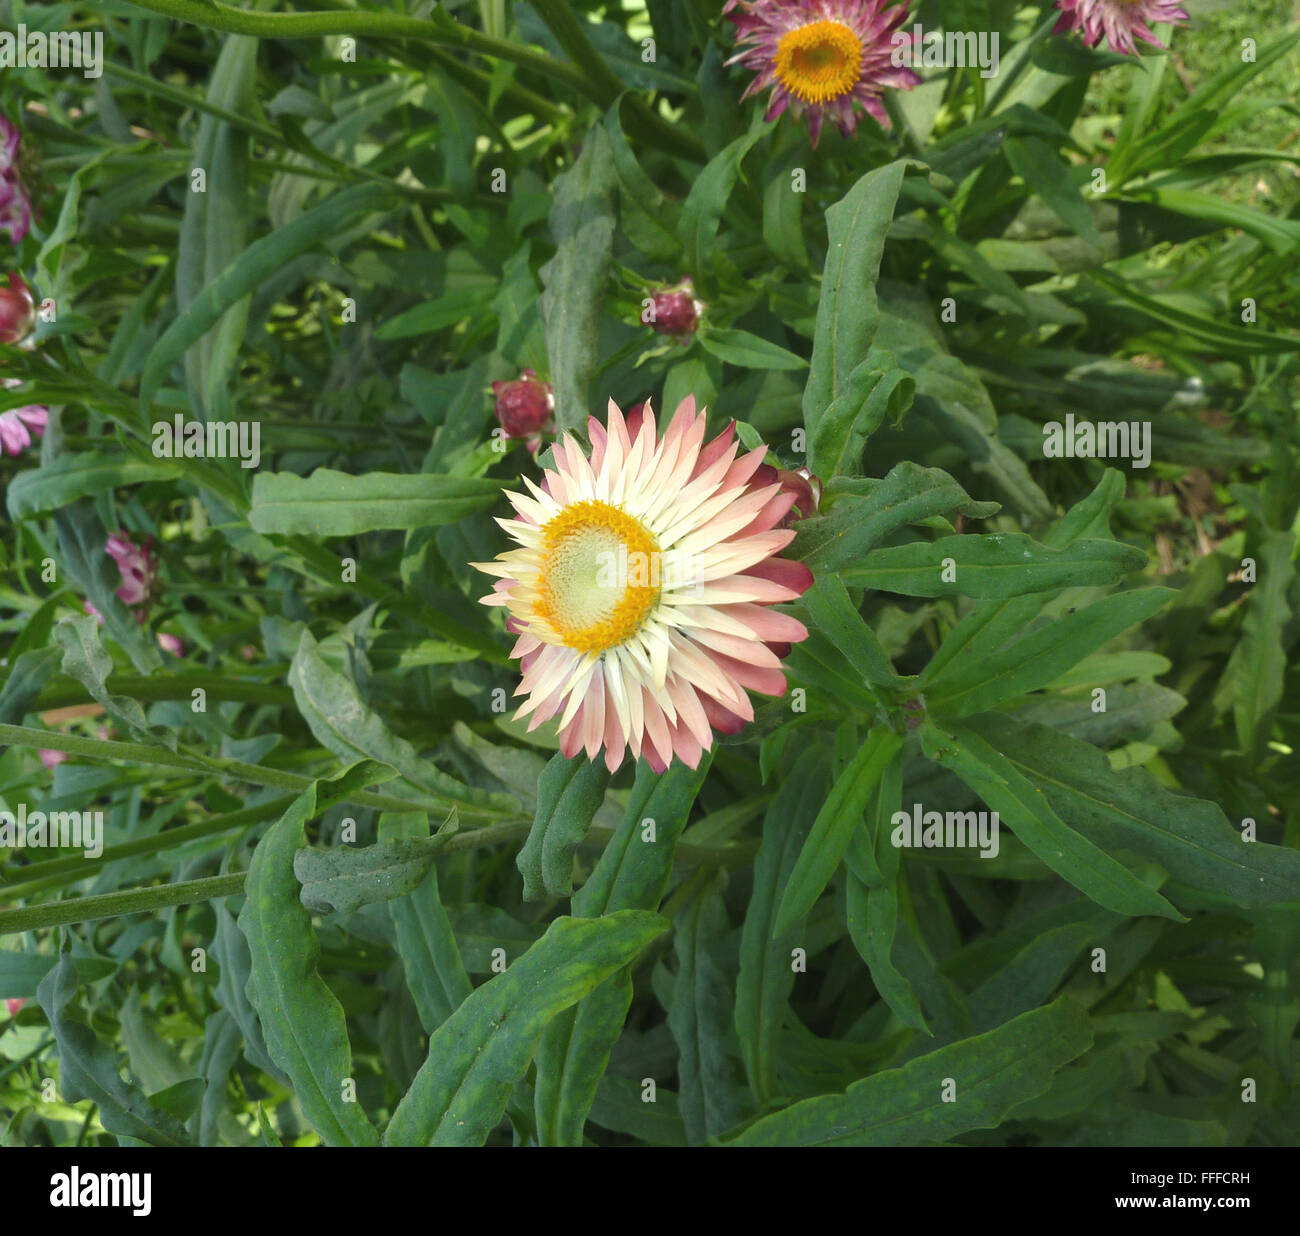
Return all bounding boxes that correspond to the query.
[535,500,660,655]
[774,20,864,106]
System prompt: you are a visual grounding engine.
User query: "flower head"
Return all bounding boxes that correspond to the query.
[645,279,704,337]
[472,397,813,773]
[1053,0,1189,55]
[492,368,554,453]
[724,0,920,145]
[4,997,24,1017]
[0,117,32,244]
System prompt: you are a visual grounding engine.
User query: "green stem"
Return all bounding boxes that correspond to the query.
[0,723,510,820]
[30,674,293,711]
[123,0,597,102]
[0,873,248,936]
[0,794,296,901]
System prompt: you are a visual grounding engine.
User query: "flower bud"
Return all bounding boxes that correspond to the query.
[646,279,704,337]
[754,463,822,526]
[0,273,33,344]
[491,368,554,447]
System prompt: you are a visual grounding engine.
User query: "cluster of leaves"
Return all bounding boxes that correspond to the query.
[2,0,1299,1147]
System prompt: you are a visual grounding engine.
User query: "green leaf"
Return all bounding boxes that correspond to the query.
[1217,531,1294,763]
[793,463,998,572]
[668,878,745,1143]
[533,759,711,1146]
[697,326,807,370]
[807,352,914,478]
[840,533,1148,598]
[1004,136,1103,249]
[7,454,182,520]
[144,182,397,413]
[801,573,907,690]
[678,115,768,275]
[384,911,669,1146]
[775,729,903,935]
[293,814,458,915]
[380,812,473,1035]
[37,952,192,1146]
[540,127,617,433]
[249,468,502,536]
[925,588,1175,717]
[729,997,1091,1145]
[175,30,256,420]
[516,753,612,900]
[53,614,165,747]
[978,715,1300,908]
[920,719,1182,920]
[803,161,907,434]
[237,778,383,1147]
[736,758,832,1108]
[288,630,512,814]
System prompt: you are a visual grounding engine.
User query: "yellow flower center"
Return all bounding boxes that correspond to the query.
[774,20,864,106]
[535,500,661,655]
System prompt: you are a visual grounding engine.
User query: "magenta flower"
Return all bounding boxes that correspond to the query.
[724,0,919,145]
[38,747,69,771]
[4,997,25,1017]
[0,117,32,244]
[83,533,159,623]
[1053,0,1189,55]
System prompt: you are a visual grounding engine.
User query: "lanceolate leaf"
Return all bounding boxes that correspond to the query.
[978,715,1300,908]
[736,757,832,1108]
[803,161,907,433]
[516,753,612,900]
[729,998,1092,1146]
[384,911,669,1146]
[237,780,382,1147]
[534,758,711,1146]
[774,728,903,935]
[840,534,1148,598]
[920,720,1182,921]
[37,952,192,1147]
[540,127,617,433]
[249,469,502,536]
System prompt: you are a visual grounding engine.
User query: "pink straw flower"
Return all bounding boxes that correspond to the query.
[473,397,814,773]
[0,117,32,243]
[724,0,920,145]
[1053,0,1189,55]
[105,532,157,609]
[0,392,45,455]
